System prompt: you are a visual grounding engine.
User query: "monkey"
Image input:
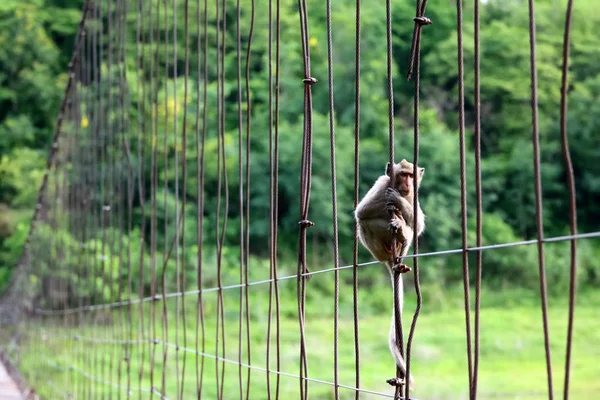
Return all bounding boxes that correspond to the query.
[354,158,425,389]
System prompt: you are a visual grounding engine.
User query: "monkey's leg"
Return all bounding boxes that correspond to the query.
[358,218,397,263]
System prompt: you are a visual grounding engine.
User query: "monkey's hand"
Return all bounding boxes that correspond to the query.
[385,186,401,201]
[385,187,403,214]
[388,215,407,241]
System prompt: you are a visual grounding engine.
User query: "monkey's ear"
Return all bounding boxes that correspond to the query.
[419,167,425,176]
[400,158,407,163]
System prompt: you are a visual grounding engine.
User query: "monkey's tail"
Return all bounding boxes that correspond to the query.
[388,326,415,390]
[386,262,415,390]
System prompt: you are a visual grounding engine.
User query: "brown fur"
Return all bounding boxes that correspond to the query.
[354,159,425,388]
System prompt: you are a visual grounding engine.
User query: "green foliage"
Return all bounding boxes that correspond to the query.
[1,4,600,399]
[0,219,27,265]
[1,0,600,297]
[0,148,46,206]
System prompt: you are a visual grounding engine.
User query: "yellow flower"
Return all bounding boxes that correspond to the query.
[81,116,89,128]
[167,98,177,115]
[309,37,318,47]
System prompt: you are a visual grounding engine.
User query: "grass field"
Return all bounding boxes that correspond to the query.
[8,283,600,400]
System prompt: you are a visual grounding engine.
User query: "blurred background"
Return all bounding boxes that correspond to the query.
[0,0,599,399]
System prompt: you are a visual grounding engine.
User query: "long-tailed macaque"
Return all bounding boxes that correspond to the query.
[354,159,425,388]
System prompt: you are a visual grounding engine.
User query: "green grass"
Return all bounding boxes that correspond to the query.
[7,285,600,400]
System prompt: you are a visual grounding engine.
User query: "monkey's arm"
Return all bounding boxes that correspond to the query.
[384,187,406,208]
[384,188,413,222]
[355,176,390,220]
[385,188,424,236]
[415,205,425,237]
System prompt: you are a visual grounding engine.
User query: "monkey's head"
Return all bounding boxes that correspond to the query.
[394,159,424,195]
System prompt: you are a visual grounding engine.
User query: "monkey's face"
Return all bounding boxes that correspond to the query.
[396,171,414,195]
[395,160,425,195]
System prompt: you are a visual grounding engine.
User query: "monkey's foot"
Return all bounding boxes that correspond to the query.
[300,266,312,281]
[386,377,405,387]
[298,219,315,228]
[392,263,411,274]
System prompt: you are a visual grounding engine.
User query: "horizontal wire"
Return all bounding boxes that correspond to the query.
[44,378,70,397]
[34,230,600,316]
[72,335,146,345]
[41,354,167,398]
[40,332,600,399]
[46,334,412,399]
[160,340,406,398]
